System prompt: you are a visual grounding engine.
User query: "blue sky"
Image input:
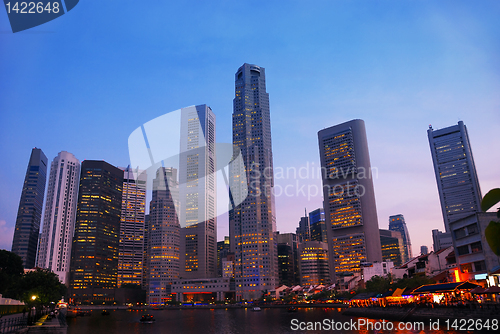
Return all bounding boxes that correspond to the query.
[1,0,499,256]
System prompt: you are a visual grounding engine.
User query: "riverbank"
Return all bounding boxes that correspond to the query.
[343,304,500,321]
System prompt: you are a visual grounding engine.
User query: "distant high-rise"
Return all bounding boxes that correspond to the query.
[148,167,180,304]
[217,237,230,277]
[420,245,429,255]
[143,214,150,288]
[428,121,482,232]
[179,105,217,279]
[69,160,123,304]
[379,229,404,267]
[309,208,327,243]
[277,232,299,287]
[229,63,278,300]
[37,151,80,284]
[296,210,310,243]
[389,214,412,263]
[298,241,330,286]
[432,229,453,252]
[118,167,146,288]
[318,119,382,280]
[12,148,48,269]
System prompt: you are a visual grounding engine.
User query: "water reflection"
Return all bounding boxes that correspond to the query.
[67,308,462,334]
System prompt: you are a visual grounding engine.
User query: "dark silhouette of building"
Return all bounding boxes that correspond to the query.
[69,160,123,304]
[12,148,47,269]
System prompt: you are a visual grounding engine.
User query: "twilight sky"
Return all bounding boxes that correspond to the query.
[1,0,499,257]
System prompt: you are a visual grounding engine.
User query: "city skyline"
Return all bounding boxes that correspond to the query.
[1,1,499,260]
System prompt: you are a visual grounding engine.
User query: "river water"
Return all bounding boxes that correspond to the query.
[67,308,462,333]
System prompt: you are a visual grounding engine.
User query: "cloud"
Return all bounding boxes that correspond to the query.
[0,220,14,251]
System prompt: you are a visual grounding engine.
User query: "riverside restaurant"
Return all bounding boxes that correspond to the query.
[349,281,500,308]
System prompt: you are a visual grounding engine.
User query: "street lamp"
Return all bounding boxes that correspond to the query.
[31,295,36,301]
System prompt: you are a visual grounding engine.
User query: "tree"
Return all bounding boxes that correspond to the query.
[481,188,500,256]
[0,250,24,295]
[5,268,66,305]
[365,275,391,294]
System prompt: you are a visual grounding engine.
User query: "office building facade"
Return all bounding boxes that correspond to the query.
[12,148,48,269]
[318,119,382,280]
[310,208,327,243]
[298,241,330,286]
[118,167,147,288]
[450,212,500,284]
[388,214,412,263]
[148,167,180,304]
[69,160,123,304]
[229,63,278,300]
[217,237,230,277]
[428,121,482,232]
[37,151,80,284]
[277,232,299,287]
[432,229,453,252]
[179,105,217,279]
[379,229,404,267]
[296,211,310,243]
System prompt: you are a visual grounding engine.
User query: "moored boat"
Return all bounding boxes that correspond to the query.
[140,314,155,323]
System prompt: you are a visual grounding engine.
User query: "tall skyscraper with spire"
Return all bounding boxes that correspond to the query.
[229,63,278,300]
[37,151,80,284]
[428,121,482,232]
[296,209,310,243]
[12,148,48,269]
[179,105,217,279]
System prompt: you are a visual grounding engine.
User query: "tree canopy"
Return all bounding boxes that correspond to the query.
[5,268,66,305]
[0,250,24,295]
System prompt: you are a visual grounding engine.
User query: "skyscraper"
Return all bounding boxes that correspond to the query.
[277,232,299,287]
[148,167,180,304]
[217,237,230,277]
[69,160,123,304]
[12,148,48,269]
[37,151,80,284]
[179,105,217,279]
[428,121,482,232]
[118,167,146,288]
[309,208,327,243]
[229,63,278,300]
[379,229,404,267]
[298,241,330,286]
[389,214,412,263]
[296,210,310,243]
[318,119,382,280]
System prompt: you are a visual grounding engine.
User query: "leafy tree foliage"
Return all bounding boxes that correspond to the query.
[0,250,24,295]
[363,274,434,294]
[481,188,500,256]
[5,268,66,305]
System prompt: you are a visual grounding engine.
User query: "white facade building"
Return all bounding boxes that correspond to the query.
[37,151,80,285]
